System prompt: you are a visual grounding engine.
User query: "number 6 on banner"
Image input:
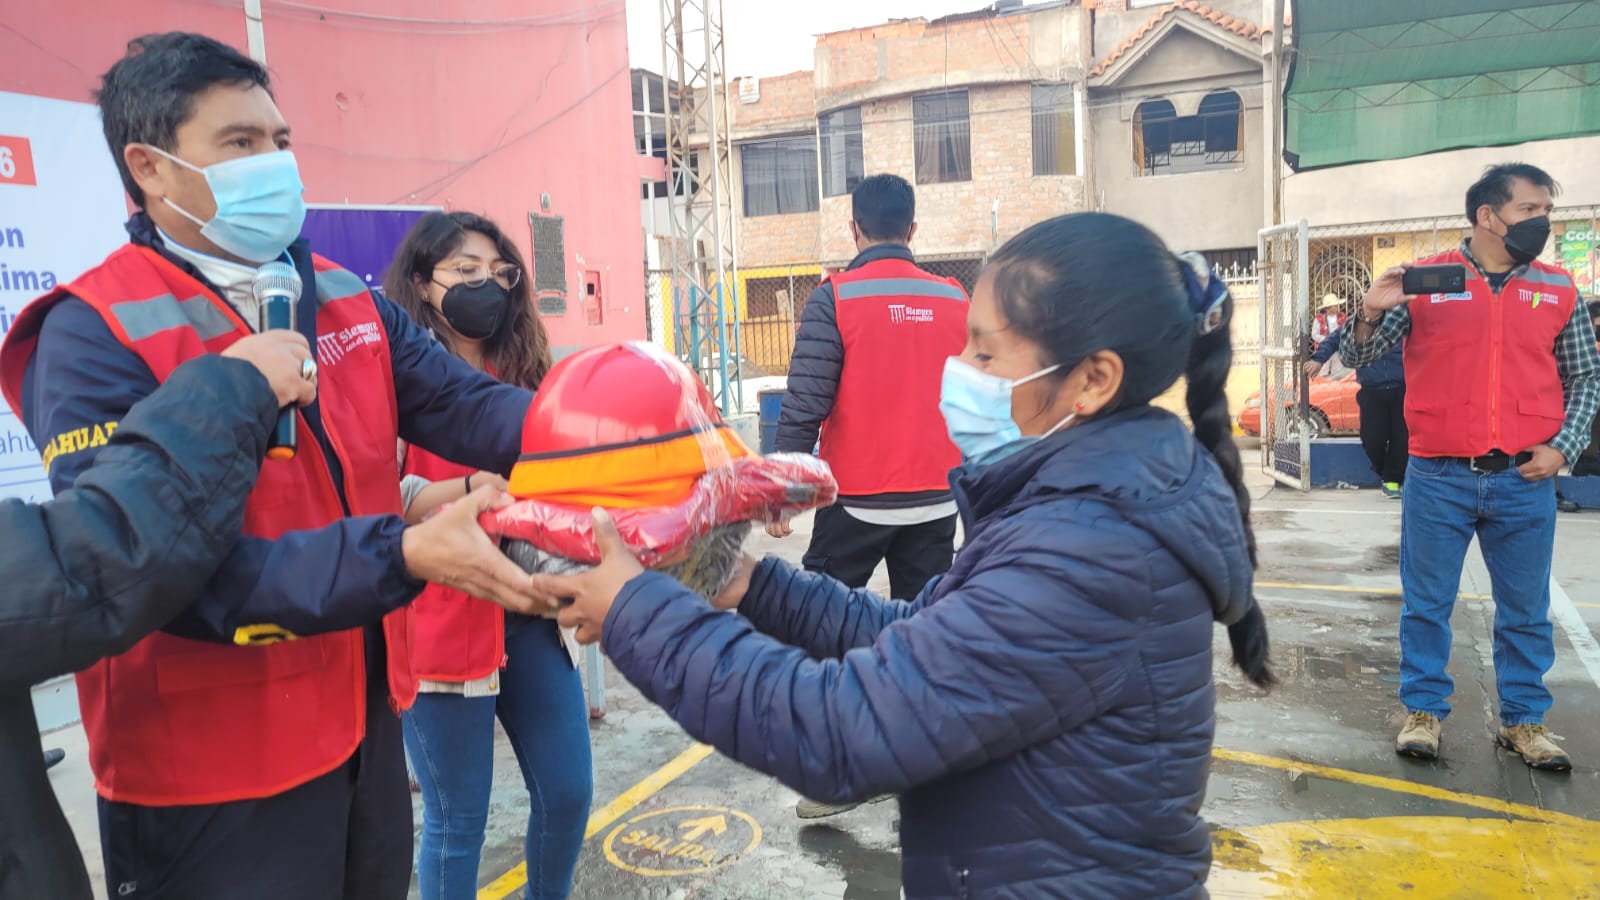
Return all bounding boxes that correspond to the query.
[0,137,37,185]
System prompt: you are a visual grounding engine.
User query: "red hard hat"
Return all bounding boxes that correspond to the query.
[520,342,722,454]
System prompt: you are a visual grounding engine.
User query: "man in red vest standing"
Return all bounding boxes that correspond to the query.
[770,173,967,817]
[0,33,545,899]
[1342,163,1600,772]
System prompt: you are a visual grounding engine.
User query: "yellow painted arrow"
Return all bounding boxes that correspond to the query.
[677,814,727,842]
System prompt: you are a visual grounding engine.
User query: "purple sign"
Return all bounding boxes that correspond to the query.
[301,206,435,294]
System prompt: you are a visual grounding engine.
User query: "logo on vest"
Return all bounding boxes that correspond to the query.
[1430,292,1472,304]
[887,304,935,324]
[316,322,382,367]
[1518,288,1559,309]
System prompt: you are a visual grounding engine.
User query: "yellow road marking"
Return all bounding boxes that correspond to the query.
[477,743,716,899]
[1210,816,1600,898]
[1212,747,1595,829]
[1256,580,1491,601]
[1258,580,1600,609]
[602,804,762,876]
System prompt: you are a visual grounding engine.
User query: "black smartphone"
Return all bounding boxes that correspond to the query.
[1401,264,1467,296]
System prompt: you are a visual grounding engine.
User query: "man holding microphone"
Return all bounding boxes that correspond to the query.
[1,32,546,898]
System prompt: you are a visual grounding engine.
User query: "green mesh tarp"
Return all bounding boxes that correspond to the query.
[1284,0,1600,171]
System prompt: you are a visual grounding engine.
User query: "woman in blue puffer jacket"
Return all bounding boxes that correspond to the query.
[536,212,1276,898]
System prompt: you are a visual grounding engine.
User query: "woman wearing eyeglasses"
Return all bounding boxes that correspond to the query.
[383,211,591,900]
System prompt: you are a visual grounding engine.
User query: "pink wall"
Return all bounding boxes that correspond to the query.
[0,0,643,350]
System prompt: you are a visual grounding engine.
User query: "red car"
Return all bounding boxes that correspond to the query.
[1237,366,1361,439]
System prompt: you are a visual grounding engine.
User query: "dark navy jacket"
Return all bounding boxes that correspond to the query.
[16,215,531,643]
[1,356,278,900]
[602,407,1255,899]
[1312,325,1404,389]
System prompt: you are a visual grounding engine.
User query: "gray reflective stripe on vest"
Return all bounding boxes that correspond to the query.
[111,293,238,343]
[1521,267,1575,290]
[834,278,967,302]
[315,267,370,305]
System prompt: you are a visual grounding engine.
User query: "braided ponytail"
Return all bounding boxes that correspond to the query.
[1178,253,1277,690]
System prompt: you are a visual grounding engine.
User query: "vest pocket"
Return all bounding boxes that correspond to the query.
[154,635,328,694]
[1404,402,1455,453]
[1515,395,1566,451]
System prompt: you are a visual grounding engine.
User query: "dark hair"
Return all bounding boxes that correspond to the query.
[96,33,272,208]
[984,212,1276,689]
[1464,163,1561,225]
[384,212,551,390]
[851,174,915,243]
[1587,299,1600,322]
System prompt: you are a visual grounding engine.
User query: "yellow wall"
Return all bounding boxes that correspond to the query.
[658,264,825,359]
[1151,365,1261,432]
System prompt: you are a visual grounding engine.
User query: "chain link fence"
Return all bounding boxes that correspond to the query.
[1258,221,1311,491]
[644,268,669,347]
[740,266,821,377]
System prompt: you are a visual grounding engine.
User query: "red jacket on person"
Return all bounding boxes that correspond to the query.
[1404,248,1577,458]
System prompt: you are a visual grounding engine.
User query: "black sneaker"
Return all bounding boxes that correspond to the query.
[43,748,65,770]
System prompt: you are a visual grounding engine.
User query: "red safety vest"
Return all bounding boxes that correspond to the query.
[394,444,504,710]
[1404,248,1577,458]
[821,258,966,496]
[0,244,412,806]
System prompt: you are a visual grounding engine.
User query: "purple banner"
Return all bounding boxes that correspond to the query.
[302,206,434,296]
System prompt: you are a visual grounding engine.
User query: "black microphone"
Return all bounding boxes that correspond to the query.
[252,261,303,461]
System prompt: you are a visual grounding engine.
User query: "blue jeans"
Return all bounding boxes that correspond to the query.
[403,615,592,900]
[1400,456,1556,726]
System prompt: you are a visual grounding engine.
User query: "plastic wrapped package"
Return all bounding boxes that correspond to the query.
[478,342,837,599]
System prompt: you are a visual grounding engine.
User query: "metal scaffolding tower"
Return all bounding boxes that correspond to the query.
[660,0,742,415]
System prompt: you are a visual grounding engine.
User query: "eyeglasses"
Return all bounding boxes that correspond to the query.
[435,263,522,290]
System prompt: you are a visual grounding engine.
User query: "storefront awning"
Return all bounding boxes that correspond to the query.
[1284,0,1600,171]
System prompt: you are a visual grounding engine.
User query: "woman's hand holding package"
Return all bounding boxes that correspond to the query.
[529,508,645,644]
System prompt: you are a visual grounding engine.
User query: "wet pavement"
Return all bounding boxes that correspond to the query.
[42,445,1600,898]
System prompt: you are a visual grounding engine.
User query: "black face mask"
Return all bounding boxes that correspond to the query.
[439,281,509,339]
[1497,213,1551,266]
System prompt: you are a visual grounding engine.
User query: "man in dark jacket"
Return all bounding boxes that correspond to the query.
[772,175,966,598]
[1306,324,1406,497]
[770,174,967,818]
[1,337,306,899]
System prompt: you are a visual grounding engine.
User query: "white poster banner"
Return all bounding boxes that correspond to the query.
[1,90,130,502]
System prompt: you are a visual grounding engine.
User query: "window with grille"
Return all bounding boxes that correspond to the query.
[819,107,863,197]
[919,257,983,294]
[913,90,972,184]
[1031,84,1077,176]
[1133,91,1244,177]
[740,136,819,217]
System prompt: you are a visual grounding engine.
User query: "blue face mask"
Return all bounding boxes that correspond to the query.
[148,146,306,263]
[938,357,1075,465]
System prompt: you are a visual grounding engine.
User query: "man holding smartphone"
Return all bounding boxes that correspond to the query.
[1342,163,1600,771]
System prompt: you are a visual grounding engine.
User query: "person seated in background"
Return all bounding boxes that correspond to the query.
[1306,323,1407,499]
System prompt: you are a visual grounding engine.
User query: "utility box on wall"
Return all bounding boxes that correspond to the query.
[530,212,567,316]
[583,270,604,325]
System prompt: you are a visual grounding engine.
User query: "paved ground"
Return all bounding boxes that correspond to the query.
[41,439,1600,898]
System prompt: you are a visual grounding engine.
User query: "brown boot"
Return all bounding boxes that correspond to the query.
[1395,711,1441,760]
[1496,724,1572,772]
